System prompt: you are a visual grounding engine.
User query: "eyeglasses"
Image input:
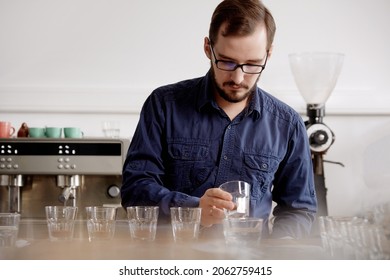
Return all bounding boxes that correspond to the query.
[210,43,268,74]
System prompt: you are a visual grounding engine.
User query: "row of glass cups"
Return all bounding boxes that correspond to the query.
[45,205,203,243]
[318,204,390,259]
[0,209,265,247]
[46,180,264,245]
[1,180,263,246]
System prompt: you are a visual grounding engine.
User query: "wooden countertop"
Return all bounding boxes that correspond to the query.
[0,219,329,260]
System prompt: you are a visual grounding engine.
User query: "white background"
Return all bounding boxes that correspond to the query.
[0,260,388,279]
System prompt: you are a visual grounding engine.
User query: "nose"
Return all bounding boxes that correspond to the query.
[230,67,245,85]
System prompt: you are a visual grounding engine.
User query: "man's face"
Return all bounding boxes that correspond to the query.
[207,24,269,104]
[211,65,260,104]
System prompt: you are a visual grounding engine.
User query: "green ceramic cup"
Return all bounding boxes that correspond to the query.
[45,127,62,138]
[28,127,46,138]
[64,127,83,138]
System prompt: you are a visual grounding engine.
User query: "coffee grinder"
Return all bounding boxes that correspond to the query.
[289,52,344,217]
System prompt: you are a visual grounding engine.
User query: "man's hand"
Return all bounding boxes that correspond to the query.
[199,188,235,227]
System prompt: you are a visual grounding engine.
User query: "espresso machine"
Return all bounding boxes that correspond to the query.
[0,137,129,219]
[289,52,344,217]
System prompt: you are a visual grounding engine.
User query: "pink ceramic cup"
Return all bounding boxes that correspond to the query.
[0,121,15,138]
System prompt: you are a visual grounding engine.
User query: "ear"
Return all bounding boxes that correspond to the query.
[267,44,274,59]
[204,37,211,60]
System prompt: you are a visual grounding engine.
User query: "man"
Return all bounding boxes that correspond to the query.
[121,0,317,239]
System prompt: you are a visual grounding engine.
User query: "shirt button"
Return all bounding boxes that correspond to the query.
[223,155,228,160]
[228,125,231,129]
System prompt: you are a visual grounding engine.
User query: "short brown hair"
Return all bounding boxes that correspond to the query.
[209,0,276,50]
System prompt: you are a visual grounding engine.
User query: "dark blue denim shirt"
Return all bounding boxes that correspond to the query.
[121,71,317,238]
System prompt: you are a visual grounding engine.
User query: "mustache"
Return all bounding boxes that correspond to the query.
[222,81,249,89]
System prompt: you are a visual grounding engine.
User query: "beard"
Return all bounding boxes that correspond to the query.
[211,67,260,103]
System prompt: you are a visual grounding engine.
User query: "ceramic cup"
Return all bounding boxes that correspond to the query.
[28,127,46,138]
[45,127,62,138]
[0,122,16,138]
[64,127,83,138]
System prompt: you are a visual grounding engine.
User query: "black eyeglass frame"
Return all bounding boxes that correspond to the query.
[209,42,269,74]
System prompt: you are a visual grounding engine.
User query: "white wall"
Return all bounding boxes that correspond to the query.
[1,0,390,216]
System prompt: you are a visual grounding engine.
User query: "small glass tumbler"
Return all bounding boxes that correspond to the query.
[222,217,263,246]
[0,213,21,247]
[170,207,202,243]
[45,206,78,241]
[85,206,117,242]
[219,180,250,218]
[127,206,159,241]
[102,121,120,138]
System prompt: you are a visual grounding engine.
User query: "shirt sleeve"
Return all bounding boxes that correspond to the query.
[121,92,200,217]
[271,117,317,239]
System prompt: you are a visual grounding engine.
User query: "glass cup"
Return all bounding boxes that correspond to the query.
[127,206,159,241]
[102,121,120,138]
[0,213,21,247]
[170,207,202,243]
[323,215,367,259]
[222,217,263,246]
[45,206,78,241]
[373,202,390,238]
[85,206,117,242]
[219,180,250,218]
[318,216,331,253]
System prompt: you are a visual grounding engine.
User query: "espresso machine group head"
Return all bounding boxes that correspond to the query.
[289,52,344,217]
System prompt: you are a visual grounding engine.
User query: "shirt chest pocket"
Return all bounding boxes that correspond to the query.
[241,154,279,198]
[166,141,213,191]
[168,142,209,161]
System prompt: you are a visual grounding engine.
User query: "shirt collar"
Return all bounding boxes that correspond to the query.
[249,88,262,120]
[197,71,262,120]
[196,70,218,112]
